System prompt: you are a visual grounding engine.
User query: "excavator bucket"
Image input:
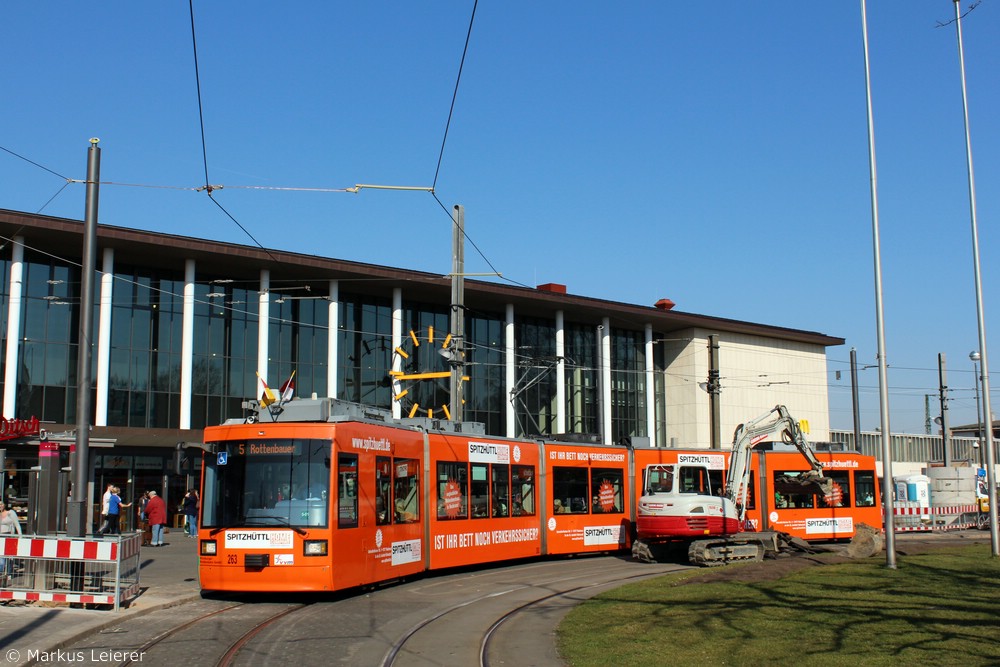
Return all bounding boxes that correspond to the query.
[810,474,836,497]
[774,472,835,498]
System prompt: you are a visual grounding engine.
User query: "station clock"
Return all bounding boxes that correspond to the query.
[389,325,468,419]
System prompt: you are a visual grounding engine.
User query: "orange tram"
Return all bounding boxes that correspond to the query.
[197,399,881,593]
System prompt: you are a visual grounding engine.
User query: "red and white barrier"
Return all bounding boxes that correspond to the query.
[0,589,116,605]
[0,533,141,609]
[892,504,979,532]
[1,536,118,561]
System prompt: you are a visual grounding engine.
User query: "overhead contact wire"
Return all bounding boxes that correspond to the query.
[428,1,535,291]
[431,192,526,289]
[188,0,212,192]
[186,0,276,263]
[432,0,478,191]
[0,145,71,181]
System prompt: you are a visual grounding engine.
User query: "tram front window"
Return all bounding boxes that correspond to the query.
[202,439,330,529]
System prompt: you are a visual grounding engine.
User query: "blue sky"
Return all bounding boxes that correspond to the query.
[1,1,997,435]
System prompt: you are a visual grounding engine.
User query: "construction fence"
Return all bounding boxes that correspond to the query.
[0,533,141,611]
[892,503,983,532]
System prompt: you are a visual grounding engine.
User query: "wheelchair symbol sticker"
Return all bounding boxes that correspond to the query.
[217,452,228,465]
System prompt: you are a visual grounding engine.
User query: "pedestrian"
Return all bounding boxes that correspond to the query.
[0,500,21,586]
[137,491,152,546]
[105,486,131,536]
[181,489,199,537]
[98,482,114,534]
[145,490,167,547]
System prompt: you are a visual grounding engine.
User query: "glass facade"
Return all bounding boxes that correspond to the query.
[16,250,90,423]
[462,311,505,434]
[512,316,558,437]
[109,269,183,428]
[268,289,329,405]
[652,349,667,447]
[0,257,7,407]
[338,295,393,408]
[563,323,598,436]
[189,281,257,429]
[611,328,647,444]
[0,244,665,441]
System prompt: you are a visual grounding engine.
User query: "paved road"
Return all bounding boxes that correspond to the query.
[0,531,202,665]
[0,530,990,666]
[53,554,683,666]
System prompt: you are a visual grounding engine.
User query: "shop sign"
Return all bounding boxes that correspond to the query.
[0,416,41,442]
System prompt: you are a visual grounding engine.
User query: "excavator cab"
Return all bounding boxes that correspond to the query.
[644,465,675,495]
[644,465,714,496]
[679,467,713,495]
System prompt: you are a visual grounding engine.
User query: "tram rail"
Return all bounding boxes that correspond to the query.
[117,603,243,667]
[476,569,680,667]
[380,557,686,667]
[72,599,314,667]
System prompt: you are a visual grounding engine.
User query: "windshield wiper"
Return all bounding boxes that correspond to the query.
[209,514,309,536]
[209,518,247,537]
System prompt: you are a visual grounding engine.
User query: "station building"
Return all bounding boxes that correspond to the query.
[0,208,842,529]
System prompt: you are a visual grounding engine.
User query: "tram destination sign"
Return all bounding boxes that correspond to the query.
[234,441,301,456]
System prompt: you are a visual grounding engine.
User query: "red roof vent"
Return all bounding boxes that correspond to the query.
[537,283,567,294]
[654,298,676,311]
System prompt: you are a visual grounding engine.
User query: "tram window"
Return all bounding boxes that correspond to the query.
[205,438,330,530]
[739,475,756,510]
[820,471,851,508]
[512,465,535,516]
[590,468,623,514]
[292,456,330,501]
[553,467,588,514]
[491,464,510,517]
[470,464,489,519]
[375,457,392,525]
[202,455,221,528]
[394,458,419,523]
[855,471,877,507]
[338,454,358,529]
[721,473,756,510]
[773,471,815,509]
[437,461,468,520]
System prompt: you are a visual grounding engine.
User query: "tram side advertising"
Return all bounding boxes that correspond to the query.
[198,418,880,593]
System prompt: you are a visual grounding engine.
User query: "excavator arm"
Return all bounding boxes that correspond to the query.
[725,405,832,522]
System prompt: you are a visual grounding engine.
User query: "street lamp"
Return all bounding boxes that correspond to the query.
[953,0,997,555]
[970,351,983,439]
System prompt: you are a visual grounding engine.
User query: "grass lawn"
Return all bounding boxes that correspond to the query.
[558,542,1000,667]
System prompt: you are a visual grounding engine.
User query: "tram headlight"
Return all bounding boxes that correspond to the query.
[200,540,217,556]
[303,540,328,556]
